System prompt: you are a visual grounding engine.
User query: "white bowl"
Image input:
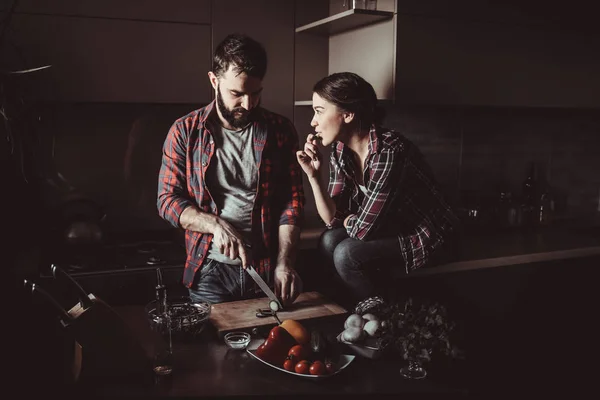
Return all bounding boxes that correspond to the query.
[336,332,384,359]
[224,331,251,350]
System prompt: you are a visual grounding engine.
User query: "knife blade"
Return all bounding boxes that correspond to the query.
[246,265,283,311]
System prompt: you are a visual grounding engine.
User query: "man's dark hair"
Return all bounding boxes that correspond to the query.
[212,33,268,79]
[313,72,385,127]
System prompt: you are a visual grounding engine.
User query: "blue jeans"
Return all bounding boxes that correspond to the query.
[188,258,260,304]
[318,228,405,302]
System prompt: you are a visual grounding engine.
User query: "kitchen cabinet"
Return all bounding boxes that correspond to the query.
[6,0,213,103]
[391,0,600,108]
[394,12,600,108]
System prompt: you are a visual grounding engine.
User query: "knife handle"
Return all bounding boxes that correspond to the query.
[51,264,94,310]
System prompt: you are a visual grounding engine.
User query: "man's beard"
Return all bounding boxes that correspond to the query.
[216,85,259,130]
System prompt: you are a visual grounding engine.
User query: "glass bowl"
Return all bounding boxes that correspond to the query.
[224,331,251,350]
[145,296,211,341]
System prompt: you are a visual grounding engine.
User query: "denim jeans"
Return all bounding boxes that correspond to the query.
[318,228,405,302]
[188,258,260,304]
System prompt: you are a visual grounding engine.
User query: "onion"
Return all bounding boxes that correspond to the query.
[363,320,381,337]
[344,314,365,329]
[342,326,365,343]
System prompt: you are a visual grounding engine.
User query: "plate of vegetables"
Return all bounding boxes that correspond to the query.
[246,319,355,381]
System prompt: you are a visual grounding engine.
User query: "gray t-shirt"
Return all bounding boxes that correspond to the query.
[206,123,258,264]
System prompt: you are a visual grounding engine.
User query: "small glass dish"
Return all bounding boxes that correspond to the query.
[224,332,252,350]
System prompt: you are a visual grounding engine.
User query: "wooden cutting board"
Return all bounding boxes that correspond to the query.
[209,291,347,336]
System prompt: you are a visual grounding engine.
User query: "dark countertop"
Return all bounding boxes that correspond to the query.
[69,306,470,397]
[300,218,600,275]
[413,223,600,276]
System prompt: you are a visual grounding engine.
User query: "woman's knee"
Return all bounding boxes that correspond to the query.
[318,228,348,256]
[332,238,362,274]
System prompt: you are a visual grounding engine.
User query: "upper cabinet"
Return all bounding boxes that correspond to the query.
[6,0,214,103]
[392,0,600,108]
[294,0,397,105]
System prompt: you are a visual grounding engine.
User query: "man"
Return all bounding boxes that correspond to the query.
[157,33,305,305]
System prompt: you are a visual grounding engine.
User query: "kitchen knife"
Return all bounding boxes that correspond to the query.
[246,265,283,312]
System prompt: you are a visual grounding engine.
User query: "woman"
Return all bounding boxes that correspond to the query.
[296,72,460,303]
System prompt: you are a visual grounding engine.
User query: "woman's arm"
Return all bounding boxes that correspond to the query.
[296,134,337,225]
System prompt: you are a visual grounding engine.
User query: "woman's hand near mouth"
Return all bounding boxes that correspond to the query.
[296,132,336,227]
[296,133,322,178]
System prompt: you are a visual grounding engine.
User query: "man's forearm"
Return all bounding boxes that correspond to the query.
[277,224,301,266]
[179,205,218,234]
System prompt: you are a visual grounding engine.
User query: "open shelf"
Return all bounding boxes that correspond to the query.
[295,9,394,36]
[294,100,313,106]
[295,99,394,106]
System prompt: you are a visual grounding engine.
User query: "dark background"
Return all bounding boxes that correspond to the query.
[2,1,599,396]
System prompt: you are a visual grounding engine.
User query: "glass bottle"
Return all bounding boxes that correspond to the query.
[538,188,555,226]
[153,268,173,375]
[497,191,518,228]
[521,162,538,228]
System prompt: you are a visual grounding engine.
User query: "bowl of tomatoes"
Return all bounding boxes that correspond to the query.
[247,342,354,381]
[246,323,355,381]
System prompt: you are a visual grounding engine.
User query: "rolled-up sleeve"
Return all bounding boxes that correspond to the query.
[157,122,194,228]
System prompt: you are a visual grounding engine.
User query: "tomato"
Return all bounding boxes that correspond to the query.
[294,360,311,375]
[309,360,326,376]
[287,354,297,364]
[283,358,295,372]
[288,344,308,361]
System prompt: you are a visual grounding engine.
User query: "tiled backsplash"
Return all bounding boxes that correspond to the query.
[383,103,600,218]
[36,102,600,236]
